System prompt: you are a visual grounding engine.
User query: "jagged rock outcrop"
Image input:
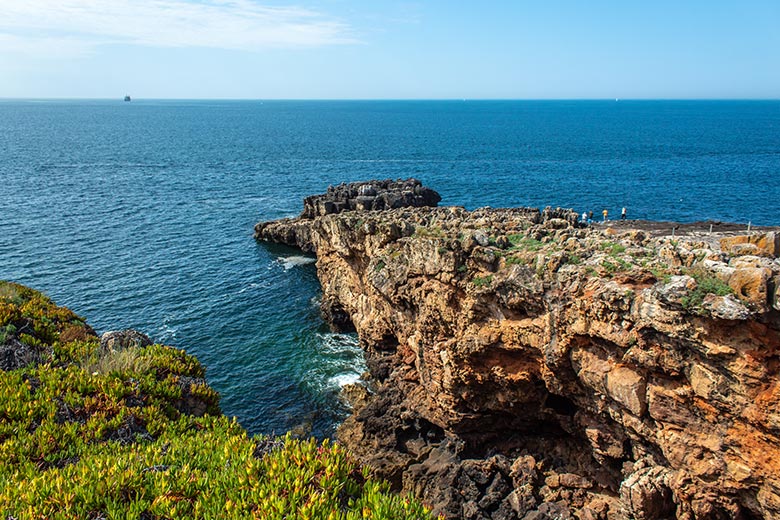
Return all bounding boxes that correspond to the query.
[100,329,153,351]
[302,178,441,219]
[256,183,780,520]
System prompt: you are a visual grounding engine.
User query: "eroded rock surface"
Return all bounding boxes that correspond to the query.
[100,329,153,351]
[257,182,780,519]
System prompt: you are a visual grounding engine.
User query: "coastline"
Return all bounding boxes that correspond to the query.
[256,179,780,519]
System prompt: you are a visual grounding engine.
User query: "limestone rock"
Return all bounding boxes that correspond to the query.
[301,178,441,219]
[341,382,371,412]
[606,366,647,416]
[727,267,771,311]
[619,466,674,520]
[256,185,780,519]
[701,293,750,320]
[721,232,780,258]
[100,329,153,351]
[654,275,696,307]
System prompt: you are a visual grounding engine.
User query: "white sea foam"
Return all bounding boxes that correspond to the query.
[158,315,178,342]
[308,332,367,395]
[328,372,361,388]
[316,332,362,355]
[279,256,316,270]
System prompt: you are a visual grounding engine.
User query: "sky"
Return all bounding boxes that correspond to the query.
[0,0,778,99]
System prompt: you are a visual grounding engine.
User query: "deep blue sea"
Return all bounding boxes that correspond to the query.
[1,100,778,436]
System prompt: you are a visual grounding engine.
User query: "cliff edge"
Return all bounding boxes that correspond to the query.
[256,180,780,520]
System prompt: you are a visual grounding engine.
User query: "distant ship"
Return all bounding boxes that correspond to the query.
[124,95,131,102]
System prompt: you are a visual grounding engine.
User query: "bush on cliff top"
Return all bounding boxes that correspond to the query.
[680,267,735,315]
[0,281,433,520]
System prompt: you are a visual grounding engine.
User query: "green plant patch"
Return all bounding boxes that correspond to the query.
[680,267,734,314]
[413,225,445,239]
[507,234,544,252]
[649,266,673,284]
[472,275,493,288]
[600,242,626,255]
[0,282,435,520]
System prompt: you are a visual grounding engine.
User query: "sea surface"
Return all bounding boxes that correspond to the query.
[1,100,778,436]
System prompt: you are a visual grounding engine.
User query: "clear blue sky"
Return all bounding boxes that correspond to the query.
[1,1,778,99]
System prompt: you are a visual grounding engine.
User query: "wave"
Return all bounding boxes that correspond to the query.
[328,372,362,388]
[279,256,316,270]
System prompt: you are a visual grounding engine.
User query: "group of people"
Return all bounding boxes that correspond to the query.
[582,207,627,224]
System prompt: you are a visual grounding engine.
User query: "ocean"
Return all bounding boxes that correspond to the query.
[1,99,778,436]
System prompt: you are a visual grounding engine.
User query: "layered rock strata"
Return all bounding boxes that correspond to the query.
[256,182,780,520]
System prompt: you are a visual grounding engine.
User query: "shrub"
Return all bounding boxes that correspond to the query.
[472,275,493,288]
[507,234,544,252]
[680,267,734,314]
[601,241,626,255]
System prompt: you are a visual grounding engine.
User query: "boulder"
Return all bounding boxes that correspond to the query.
[655,275,696,306]
[701,294,750,320]
[728,267,771,311]
[100,329,153,351]
[606,366,647,416]
[0,338,41,371]
[721,233,780,258]
[619,466,675,520]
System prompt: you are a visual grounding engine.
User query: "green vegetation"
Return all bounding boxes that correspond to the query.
[649,266,673,284]
[600,241,626,255]
[374,259,386,272]
[505,255,526,266]
[507,234,544,252]
[472,275,494,288]
[600,257,633,275]
[412,225,445,239]
[680,267,734,314]
[0,281,434,520]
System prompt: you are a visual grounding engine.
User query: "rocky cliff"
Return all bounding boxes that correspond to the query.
[256,180,780,520]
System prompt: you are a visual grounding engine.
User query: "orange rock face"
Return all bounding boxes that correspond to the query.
[258,200,780,520]
[721,232,780,258]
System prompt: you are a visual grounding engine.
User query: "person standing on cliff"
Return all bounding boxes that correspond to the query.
[602,209,608,222]
[621,207,627,220]
[581,211,588,224]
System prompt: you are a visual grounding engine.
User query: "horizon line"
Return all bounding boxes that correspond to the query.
[1,96,779,102]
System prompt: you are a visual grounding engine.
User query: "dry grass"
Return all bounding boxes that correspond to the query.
[82,347,152,375]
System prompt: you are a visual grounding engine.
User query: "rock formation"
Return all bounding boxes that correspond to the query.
[256,180,780,519]
[301,178,441,219]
